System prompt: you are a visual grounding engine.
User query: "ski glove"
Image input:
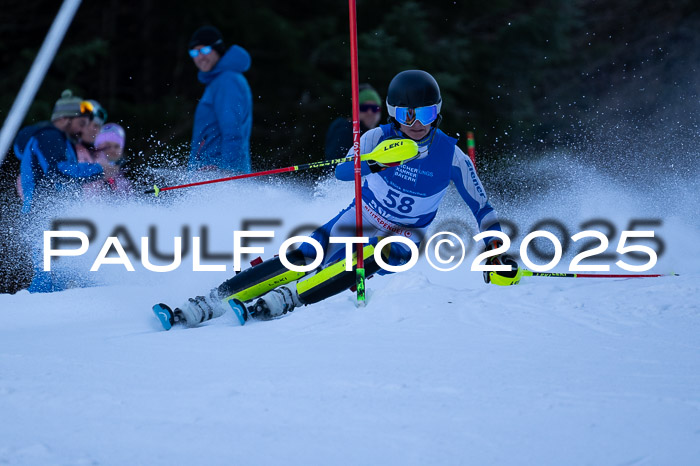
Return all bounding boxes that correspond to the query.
[366,153,420,172]
[483,239,523,286]
[367,138,421,173]
[367,159,389,173]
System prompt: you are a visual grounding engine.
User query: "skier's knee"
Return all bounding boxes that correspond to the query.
[216,249,308,303]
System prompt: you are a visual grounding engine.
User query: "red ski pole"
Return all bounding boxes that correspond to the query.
[144,138,418,196]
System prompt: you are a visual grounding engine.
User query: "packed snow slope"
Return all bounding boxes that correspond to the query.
[1,156,699,465]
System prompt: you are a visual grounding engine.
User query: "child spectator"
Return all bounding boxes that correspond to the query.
[84,123,132,196]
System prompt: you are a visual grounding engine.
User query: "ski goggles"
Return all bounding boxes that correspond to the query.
[188,40,222,58]
[79,101,95,120]
[387,103,441,127]
[80,100,94,114]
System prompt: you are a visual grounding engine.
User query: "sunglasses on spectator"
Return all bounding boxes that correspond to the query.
[189,40,223,58]
[189,46,213,58]
[359,103,381,113]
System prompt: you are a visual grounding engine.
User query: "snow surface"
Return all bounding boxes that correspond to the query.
[1,160,700,465]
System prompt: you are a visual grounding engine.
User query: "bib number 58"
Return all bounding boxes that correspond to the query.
[384,189,415,214]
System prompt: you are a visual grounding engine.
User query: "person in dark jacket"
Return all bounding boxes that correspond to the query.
[13,90,116,293]
[14,90,115,214]
[324,84,383,160]
[188,26,252,173]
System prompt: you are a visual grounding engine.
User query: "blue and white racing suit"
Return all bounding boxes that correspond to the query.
[300,124,502,271]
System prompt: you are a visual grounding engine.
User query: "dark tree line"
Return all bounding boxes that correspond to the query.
[1,0,699,172]
[1,0,699,294]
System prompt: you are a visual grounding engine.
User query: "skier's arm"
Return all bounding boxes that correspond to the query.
[450,147,521,284]
[450,146,501,243]
[335,127,384,181]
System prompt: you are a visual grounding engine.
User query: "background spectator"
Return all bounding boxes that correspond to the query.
[76,99,107,163]
[84,123,132,196]
[13,90,115,292]
[13,90,106,213]
[324,84,382,160]
[188,25,252,173]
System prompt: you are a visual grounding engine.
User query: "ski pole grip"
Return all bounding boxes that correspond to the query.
[144,185,161,196]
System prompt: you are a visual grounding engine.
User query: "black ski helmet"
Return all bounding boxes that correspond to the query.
[386,70,442,128]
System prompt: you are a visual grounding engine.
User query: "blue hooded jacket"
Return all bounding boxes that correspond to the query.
[14,122,103,213]
[189,45,253,173]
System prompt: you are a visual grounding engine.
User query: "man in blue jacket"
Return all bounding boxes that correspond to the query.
[13,90,114,292]
[14,90,113,214]
[188,26,252,173]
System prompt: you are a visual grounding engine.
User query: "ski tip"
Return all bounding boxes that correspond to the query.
[227,298,248,326]
[152,303,173,331]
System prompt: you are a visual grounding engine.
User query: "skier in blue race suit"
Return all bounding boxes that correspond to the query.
[154,70,521,330]
[188,26,252,173]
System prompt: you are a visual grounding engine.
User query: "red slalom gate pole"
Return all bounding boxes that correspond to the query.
[348,0,366,305]
[467,131,477,172]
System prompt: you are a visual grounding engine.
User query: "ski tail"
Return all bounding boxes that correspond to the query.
[152,303,174,331]
[227,298,248,326]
